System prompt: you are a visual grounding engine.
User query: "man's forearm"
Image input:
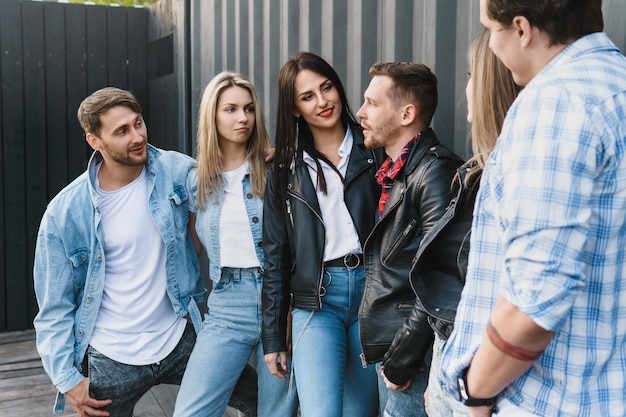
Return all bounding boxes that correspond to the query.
[466,296,555,399]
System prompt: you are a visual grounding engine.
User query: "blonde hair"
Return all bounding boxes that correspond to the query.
[465,31,520,188]
[196,71,270,210]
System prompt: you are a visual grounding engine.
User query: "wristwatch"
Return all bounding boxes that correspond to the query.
[457,366,499,407]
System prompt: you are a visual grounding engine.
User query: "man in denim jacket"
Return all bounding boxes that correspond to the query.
[33,87,242,416]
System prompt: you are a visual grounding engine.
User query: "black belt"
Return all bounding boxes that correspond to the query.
[324,253,363,269]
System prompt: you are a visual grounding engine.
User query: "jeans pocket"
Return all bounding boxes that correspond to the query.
[211,273,234,293]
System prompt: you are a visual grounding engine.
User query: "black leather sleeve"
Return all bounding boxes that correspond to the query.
[261,165,292,354]
[382,306,434,386]
[417,155,463,237]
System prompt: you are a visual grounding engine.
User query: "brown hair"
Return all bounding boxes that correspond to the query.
[77,87,142,137]
[368,62,438,128]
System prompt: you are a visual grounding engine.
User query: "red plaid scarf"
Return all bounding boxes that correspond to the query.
[375,134,420,220]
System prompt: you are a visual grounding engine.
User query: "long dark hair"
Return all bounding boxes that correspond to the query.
[273,51,361,200]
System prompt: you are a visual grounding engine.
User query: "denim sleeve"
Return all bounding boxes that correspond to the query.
[33,213,85,394]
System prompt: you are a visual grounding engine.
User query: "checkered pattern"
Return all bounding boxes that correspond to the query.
[375,134,419,220]
[441,32,626,416]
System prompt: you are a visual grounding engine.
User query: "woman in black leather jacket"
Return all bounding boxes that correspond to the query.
[261,51,382,417]
[410,31,520,416]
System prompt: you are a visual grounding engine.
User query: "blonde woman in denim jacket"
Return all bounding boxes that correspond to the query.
[173,72,298,417]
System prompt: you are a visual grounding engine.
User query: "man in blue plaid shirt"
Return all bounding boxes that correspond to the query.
[439,1,626,416]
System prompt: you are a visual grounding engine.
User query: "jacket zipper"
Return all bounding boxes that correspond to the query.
[285,199,294,227]
[383,218,417,264]
[287,191,326,307]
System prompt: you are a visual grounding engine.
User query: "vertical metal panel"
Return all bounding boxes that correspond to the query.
[127,8,148,110]
[285,0,299,59]
[331,0,348,88]
[22,1,47,326]
[187,0,626,157]
[86,7,107,102]
[251,0,265,136]
[307,0,322,53]
[0,3,9,329]
[394,0,413,60]
[2,0,27,330]
[65,5,90,178]
[225,1,236,70]
[146,0,180,151]
[238,0,250,75]
[358,0,379,103]
[187,0,478,153]
[107,7,129,88]
[44,4,69,199]
[603,0,626,53]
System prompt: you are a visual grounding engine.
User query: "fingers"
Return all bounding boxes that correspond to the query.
[77,401,113,417]
[424,385,430,415]
[264,352,287,380]
[65,377,112,417]
[381,369,411,391]
[278,352,289,375]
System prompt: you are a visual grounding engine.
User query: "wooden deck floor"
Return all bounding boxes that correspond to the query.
[0,329,240,417]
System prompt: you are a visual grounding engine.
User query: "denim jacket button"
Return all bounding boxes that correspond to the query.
[86,295,93,302]
[252,216,259,223]
[257,241,263,247]
[246,193,253,199]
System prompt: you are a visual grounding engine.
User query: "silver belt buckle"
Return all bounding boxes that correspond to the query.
[344,253,361,269]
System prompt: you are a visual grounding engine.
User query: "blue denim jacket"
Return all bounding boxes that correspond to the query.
[188,166,265,282]
[33,145,207,414]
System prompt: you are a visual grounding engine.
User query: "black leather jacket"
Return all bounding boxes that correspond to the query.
[262,131,383,355]
[410,163,476,341]
[358,128,462,386]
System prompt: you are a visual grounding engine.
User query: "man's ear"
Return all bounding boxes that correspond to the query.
[400,104,417,126]
[85,132,100,151]
[513,15,533,48]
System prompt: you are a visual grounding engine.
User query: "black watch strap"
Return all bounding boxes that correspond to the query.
[457,366,499,407]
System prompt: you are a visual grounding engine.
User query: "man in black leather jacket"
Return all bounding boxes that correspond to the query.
[356,62,462,417]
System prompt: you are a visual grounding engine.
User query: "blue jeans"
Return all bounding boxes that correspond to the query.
[427,335,468,417]
[86,324,194,417]
[377,361,429,417]
[173,267,297,417]
[86,323,258,417]
[291,265,378,417]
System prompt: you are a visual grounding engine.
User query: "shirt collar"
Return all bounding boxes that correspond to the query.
[303,126,354,168]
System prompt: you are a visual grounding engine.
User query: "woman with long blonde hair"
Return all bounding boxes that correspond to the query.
[409,31,520,416]
[173,72,298,417]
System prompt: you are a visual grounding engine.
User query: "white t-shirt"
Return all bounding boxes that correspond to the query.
[90,165,186,365]
[219,161,260,268]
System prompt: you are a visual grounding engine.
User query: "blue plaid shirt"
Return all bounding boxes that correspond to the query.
[441,32,626,416]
